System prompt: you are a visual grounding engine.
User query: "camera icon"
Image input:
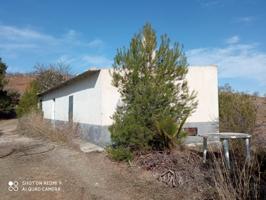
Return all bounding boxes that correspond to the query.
[8,181,19,192]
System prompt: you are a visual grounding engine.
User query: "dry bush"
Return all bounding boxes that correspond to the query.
[17,112,80,145]
[219,84,257,134]
[134,146,261,200]
[209,146,260,200]
[252,136,266,199]
[134,149,217,199]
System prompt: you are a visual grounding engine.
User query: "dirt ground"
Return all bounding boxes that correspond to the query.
[0,119,181,200]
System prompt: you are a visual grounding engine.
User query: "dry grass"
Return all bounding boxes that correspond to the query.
[209,145,261,200]
[134,146,261,200]
[17,112,80,146]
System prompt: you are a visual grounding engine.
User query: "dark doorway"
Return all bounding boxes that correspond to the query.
[68,96,73,122]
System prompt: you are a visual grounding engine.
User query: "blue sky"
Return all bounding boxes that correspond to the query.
[0,0,265,94]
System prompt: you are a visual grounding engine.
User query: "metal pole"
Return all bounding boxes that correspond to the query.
[222,139,230,169]
[245,138,251,161]
[203,137,208,163]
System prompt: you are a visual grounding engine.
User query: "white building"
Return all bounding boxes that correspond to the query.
[39,66,219,146]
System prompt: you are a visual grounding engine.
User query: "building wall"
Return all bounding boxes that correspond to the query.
[41,71,113,146]
[184,66,219,134]
[41,66,219,146]
[99,67,219,135]
[100,69,121,126]
[42,99,54,120]
[41,71,102,125]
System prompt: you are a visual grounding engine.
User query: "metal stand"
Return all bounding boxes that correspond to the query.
[199,132,251,170]
[203,137,208,163]
[245,138,251,161]
[222,139,230,169]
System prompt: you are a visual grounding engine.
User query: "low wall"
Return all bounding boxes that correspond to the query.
[51,120,111,147]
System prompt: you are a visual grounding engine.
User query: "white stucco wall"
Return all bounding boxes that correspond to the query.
[41,66,219,135]
[41,71,103,125]
[42,99,54,120]
[100,69,121,126]
[98,66,219,131]
[186,66,219,124]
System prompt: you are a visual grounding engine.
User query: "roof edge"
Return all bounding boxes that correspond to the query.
[38,69,100,97]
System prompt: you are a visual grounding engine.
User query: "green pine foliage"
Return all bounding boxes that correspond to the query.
[155,116,188,149]
[16,80,40,117]
[109,24,197,151]
[107,146,133,162]
[0,58,7,90]
[0,90,19,118]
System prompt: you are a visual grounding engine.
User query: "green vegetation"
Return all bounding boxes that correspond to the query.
[16,81,39,117]
[219,84,257,133]
[155,116,188,149]
[107,146,133,161]
[0,58,7,89]
[0,58,19,118]
[16,63,71,117]
[109,23,197,157]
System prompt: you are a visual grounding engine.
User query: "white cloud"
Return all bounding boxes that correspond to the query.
[225,35,240,44]
[235,16,256,23]
[0,24,110,72]
[82,55,112,66]
[87,39,104,48]
[197,0,222,7]
[0,25,55,42]
[0,25,58,52]
[64,29,78,40]
[56,55,76,64]
[0,43,37,50]
[55,54,112,68]
[187,42,266,85]
[0,25,105,51]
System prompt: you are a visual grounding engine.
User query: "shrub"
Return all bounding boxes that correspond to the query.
[155,116,188,149]
[0,58,20,118]
[107,146,133,161]
[219,84,257,133]
[16,80,39,117]
[0,90,19,118]
[110,23,197,151]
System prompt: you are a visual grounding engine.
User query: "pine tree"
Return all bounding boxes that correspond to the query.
[0,58,7,90]
[16,80,39,117]
[0,58,19,118]
[109,24,197,150]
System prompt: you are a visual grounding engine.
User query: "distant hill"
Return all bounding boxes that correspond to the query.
[4,73,35,95]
